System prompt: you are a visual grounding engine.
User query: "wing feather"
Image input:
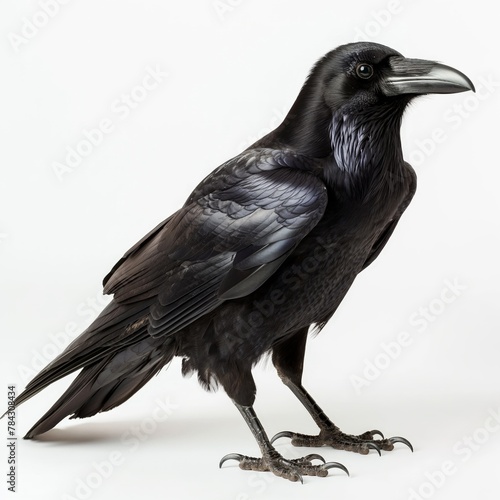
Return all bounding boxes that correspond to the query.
[103,149,328,338]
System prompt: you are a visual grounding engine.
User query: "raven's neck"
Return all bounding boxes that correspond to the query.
[267,89,406,161]
[324,104,406,199]
[330,104,404,174]
[268,80,333,157]
[255,90,408,197]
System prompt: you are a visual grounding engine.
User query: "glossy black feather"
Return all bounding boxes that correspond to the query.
[105,149,328,337]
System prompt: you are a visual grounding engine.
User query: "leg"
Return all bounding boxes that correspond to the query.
[217,366,348,482]
[220,403,348,482]
[271,329,412,454]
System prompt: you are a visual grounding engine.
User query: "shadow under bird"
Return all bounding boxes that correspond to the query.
[5,42,474,482]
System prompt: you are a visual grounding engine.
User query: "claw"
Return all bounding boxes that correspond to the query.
[303,453,326,464]
[389,436,414,452]
[370,429,385,439]
[366,442,381,456]
[323,461,350,477]
[270,430,294,444]
[219,453,244,468]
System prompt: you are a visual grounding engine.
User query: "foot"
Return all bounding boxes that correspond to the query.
[271,426,413,455]
[219,449,349,483]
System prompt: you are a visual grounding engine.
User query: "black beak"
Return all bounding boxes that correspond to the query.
[383,56,475,96]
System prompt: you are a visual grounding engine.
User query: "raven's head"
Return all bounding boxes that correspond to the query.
[274,42,474,157]
[319,42,474,111]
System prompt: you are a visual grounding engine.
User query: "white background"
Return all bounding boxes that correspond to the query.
[1,1,499,499]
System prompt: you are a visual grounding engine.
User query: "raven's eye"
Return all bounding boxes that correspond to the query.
[356,63,374,79]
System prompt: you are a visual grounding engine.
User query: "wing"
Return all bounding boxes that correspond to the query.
[103,216,175,287]
[103,149,328,338]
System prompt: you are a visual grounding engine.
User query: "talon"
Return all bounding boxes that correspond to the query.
[322,461,350,476]
[389,436,414,452]
[270,430,294,444]
[219,453,244,468]
[366,442,381,456]
[304,453,326,464]
[370,429,385,439]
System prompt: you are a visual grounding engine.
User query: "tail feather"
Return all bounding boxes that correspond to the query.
[14,300,150,410]
[23,361,105,439]
[76,362,164,417]
[9,297,177,439]
[99,368,162,413]
[24,336,174,439]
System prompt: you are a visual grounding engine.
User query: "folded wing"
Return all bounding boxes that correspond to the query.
[103,149,329,338]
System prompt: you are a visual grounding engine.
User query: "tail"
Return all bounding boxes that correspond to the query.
[10,300,176,439]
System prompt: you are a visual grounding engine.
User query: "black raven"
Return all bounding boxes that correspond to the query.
[9,42,474,482]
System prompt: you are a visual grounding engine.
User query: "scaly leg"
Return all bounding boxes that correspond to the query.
[270,328,413,454]
[220,403,348,482]
[217,364,348,482]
